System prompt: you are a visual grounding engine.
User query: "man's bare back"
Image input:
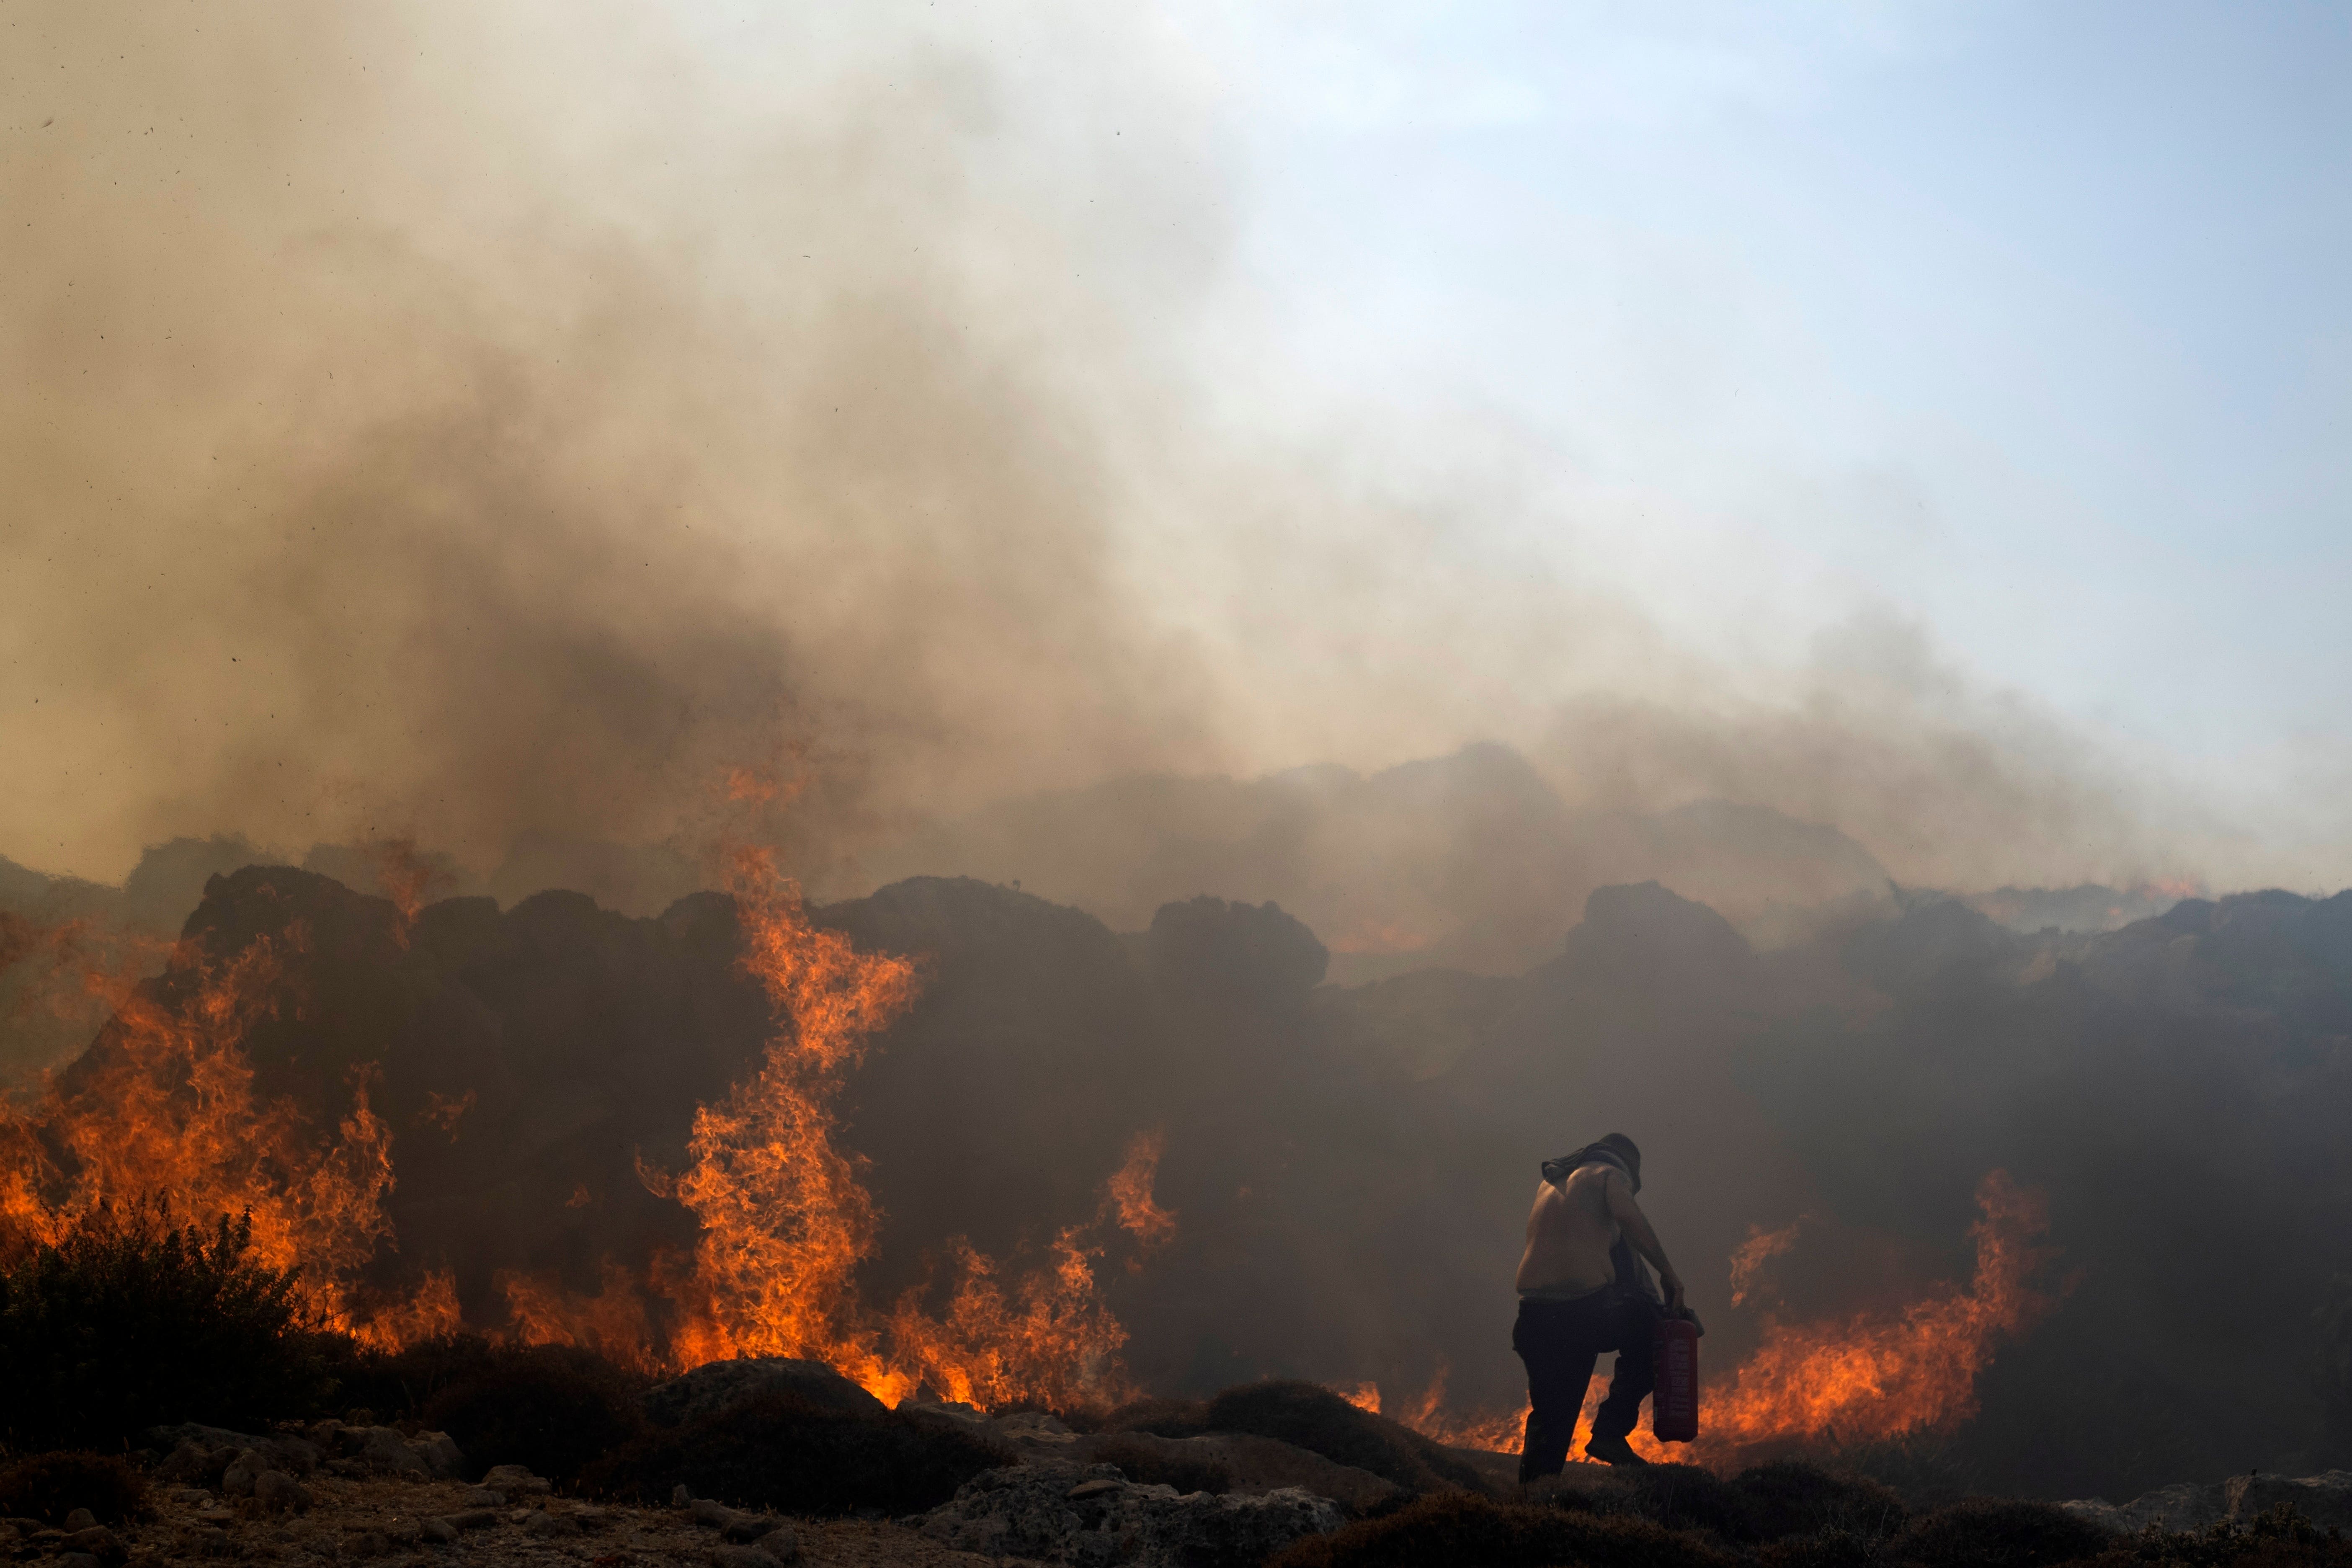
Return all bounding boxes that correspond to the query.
[1514,1161,1686,1310]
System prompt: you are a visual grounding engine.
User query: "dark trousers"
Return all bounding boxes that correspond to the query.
[1512,1292,1655,1480]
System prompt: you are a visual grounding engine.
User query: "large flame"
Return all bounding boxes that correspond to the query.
[513,845,1152,1405]
[1366,1173,2053,1466]
[0,920,398,1334]
[0,847,1166,1406]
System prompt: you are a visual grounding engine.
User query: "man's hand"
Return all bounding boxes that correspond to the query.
[1661,1271,1687,1314]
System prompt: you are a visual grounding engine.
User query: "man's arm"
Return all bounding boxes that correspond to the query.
[1606,1171,1686,1313]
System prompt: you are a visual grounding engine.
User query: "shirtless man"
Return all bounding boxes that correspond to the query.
[1511,1132,1685,1474]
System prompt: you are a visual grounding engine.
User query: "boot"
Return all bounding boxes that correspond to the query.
[1583,1430,1648,1467]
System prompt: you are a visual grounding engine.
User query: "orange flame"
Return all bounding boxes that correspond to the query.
[500,1262,661,1369]
[1703,1171,2053,1451]
[351,1268,463,1351]
[367,836,451,938]
[1108,1130,1176,1255]
[0,923,400,1334]
[645,844,1144,1406]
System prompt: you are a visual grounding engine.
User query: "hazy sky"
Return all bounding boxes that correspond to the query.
[1155,0,2349,828]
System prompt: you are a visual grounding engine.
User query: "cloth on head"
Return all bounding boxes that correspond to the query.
[1542,1141,1639,1193]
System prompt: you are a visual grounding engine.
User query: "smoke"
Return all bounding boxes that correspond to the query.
[0,0,1240,885]
[2,0,2281,908]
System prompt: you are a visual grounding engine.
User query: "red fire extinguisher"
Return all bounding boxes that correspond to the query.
[1652,1311,1700,1443]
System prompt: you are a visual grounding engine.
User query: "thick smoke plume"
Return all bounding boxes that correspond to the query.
[0,0,2264,908]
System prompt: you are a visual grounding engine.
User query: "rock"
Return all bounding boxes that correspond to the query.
[642,1355,887,1425]
[219,1464,255,1498]
[480,1463,553,1495]
[2062,1471,2352,1536]
[64,1509,98,1531]
[419,1519,459,1544]
[410,1430,465,1477]
[998,1411,1078,1447]
[916,1461,1343,1568]
[343,1531,388,1558]
[523,1511,579,1537]
[2228,1471,2352,1532]
[57,1554,102,1568]
[384,1519,423,1545]
[358,1427,428,1475]
[253,1471,310,1514]
[63,1527,124,1565]
[445,1509,499,1531]
[462,1488,505,1506]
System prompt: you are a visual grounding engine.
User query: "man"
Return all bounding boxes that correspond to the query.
[1511,1132,1688,1475]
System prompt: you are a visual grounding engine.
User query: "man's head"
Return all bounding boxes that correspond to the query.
[1594,1132,1641,1188]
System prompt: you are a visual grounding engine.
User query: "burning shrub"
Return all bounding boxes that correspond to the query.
[1266,1491,1733,1568]
[581,1389,1012,1516]
[1203,1381,1485,1495]
[1093,1432,1233,1495]
[1734,1461,1910,1541]
[1896,1498,2115,1568]
[0,1202,339,1451]
[419,1343,647,1485]
[0,1450,147,1526]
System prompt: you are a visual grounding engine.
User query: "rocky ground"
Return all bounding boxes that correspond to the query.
[2,1464,1016,1568]
[2060,1468,2352,1536]
[7,1364,2350,1568]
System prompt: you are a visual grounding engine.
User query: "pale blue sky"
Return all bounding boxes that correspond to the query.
[1163,1,2349,826]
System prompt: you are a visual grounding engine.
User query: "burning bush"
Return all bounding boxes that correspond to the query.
[580,1389,1012,1516]
[418,1343,648,1485]
[0,1202,339,1451]
[1204,1381,1486,1495]
[1266,1491,1733,1568]
[0,1451,147,1526]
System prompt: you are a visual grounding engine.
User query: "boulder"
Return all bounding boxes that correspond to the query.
[691,1497,790,1545]
[62,1526,124,1565]
[480,1464,553,1496]
[643,1357,886,1426]
[916,1461,1342,1568]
